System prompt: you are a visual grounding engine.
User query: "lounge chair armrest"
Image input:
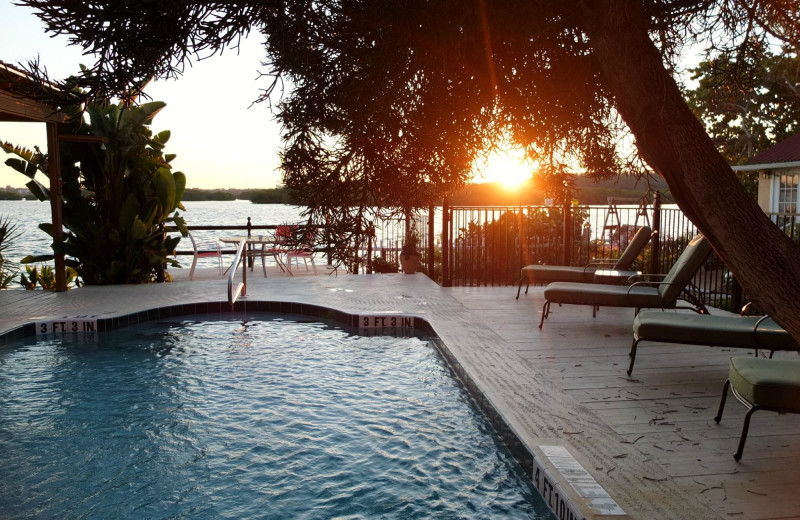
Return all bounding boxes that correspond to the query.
[625,273,643,284]
[623,273,668,291]
[625,279,676,295]
[740,301,765,316]
[638,273,668,280]
[586,258,618,267]
[583,259,618,273]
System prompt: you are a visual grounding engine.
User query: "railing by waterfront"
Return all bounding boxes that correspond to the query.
[171,200,799,313]
[174,213,434,277]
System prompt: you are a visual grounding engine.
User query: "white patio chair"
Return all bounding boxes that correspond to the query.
[188,231,223,280]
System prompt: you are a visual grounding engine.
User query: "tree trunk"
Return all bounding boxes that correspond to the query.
[574,0,800,339]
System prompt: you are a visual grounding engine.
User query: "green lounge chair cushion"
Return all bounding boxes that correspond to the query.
[657,235,713,303]
[634,312,798,349]
[614,226,653,269]
[542,234,711,311]
[522,226,652,285]
[523,265,596,284]
[729,357,800,410]
[544,283,664,308]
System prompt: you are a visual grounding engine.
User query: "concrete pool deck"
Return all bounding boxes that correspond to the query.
[2,269,799,519]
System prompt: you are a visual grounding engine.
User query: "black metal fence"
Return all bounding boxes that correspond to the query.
[440,195,800,312]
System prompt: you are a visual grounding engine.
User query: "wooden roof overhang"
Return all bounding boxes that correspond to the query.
[0,61,66,123]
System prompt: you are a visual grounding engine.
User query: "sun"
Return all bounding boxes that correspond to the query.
[473,148,535,189]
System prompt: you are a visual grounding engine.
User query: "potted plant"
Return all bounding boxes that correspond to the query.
[399,229,421,274]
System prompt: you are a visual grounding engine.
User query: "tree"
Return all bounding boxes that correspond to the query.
[16,0,800,339]
[685,46,800,195]
[686,48,800,165]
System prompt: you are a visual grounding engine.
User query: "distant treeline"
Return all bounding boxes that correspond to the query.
[178,177,669,206]
[572,175,671,205]
[448,176,669,206]
[0,190,24,200]
[180,188,293,204]
[247,189,293,204]
[181,189,236,201]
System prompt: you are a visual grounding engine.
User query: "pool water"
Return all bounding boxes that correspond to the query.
[0,315,553,519]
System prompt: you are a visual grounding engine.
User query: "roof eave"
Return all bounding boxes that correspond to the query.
[732,161,800,172]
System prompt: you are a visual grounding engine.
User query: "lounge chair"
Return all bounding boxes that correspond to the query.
[628,311,798,375]
[539,234,712,329]
[516,226,653,299]
[715,356,800,460]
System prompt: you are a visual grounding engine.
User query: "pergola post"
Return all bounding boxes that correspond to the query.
[1,63,71,291]
[46,122,66,291]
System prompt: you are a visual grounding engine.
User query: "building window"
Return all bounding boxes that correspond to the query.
[777,173,799,213]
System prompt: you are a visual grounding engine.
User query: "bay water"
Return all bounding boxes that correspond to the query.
[0,200,306,282]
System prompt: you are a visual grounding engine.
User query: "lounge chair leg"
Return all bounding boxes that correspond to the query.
[627,338,640,375]
[539,301,550,329]
[516,276,531,299]
[734,405,760,461]
[714,379,730,423]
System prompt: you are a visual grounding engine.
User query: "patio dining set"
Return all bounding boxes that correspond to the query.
[187,225,318,281]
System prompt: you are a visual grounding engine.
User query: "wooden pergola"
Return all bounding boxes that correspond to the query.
[0,61,103,291]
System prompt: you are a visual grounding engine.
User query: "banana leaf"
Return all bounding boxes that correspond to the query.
[21,254,55,264]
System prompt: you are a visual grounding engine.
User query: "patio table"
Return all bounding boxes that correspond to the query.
[219,234,286,275]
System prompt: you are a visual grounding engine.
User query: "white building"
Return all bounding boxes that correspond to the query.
[733,133,800,214]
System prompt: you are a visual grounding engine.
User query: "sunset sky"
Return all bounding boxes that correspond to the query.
[0,1,285,190]
[0,2,566,192]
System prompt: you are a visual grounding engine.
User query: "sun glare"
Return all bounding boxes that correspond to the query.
[474,148,535,189]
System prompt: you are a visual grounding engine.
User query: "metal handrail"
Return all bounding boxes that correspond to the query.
[228,238,247,307]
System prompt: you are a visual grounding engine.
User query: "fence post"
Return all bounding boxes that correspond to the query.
[246,217,253,268]
[562,203,572,265]
[366,224,374,274]
[428,205,435,278]
[442,198,450,287]
[731,277,744,312]
[650,192,661,274]
[353,220,362,274]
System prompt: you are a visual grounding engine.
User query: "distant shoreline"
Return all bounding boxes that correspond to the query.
[2,177,672,206]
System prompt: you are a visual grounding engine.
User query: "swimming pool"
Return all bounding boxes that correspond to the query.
[0,314,554,519]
